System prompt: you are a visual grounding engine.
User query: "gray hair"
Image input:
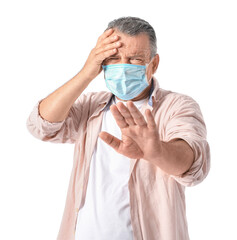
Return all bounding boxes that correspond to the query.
[105,16,157,58]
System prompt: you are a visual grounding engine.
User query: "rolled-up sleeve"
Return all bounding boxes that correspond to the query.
[26,97,83,144]
[164,94,211,187]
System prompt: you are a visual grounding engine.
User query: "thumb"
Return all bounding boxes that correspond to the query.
[99,131,121,151]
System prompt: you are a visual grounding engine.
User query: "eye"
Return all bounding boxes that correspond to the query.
[105,57,120,64]
[130,58,144,64]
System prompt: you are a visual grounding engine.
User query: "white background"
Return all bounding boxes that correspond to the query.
[0,0,236,239]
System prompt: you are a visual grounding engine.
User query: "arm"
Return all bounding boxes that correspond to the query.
[38,70,93,123]
[164,95,211,186]
[39,28,120,123]
[98,101,194,177]
[152,138,194,176]
[99,95,210,187]
[26,29,122,143]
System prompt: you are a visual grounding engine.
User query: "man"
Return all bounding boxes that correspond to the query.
[26,17,210,240]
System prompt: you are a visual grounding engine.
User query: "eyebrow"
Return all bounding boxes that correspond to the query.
[128,55,145,58]
[108,54,146,58]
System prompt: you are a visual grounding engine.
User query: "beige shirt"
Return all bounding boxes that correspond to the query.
[26,77,210,240]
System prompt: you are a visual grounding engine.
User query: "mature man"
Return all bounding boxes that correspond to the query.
[26,17,210,240]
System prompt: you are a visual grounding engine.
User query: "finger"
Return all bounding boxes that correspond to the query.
[99,34,120,48]
[145,109,157,130]
[95,41,121,55]
[99,131,121,151]
[97,28,114,44]
[116,102,136,126]
[110,104,129,129]
[96,48,118,63]
[127,101,147,126]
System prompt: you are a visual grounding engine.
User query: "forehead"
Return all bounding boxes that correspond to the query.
[111,29,151,58]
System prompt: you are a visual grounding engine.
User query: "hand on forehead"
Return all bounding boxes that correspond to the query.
[110,29,151,60]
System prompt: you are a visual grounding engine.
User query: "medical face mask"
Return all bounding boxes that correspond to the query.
[102,62,151,100]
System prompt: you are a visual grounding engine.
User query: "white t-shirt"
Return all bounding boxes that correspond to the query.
[75,96,147,240]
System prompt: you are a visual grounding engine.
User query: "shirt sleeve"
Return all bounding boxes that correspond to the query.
[26,95,85,144]
[164,94,211,187]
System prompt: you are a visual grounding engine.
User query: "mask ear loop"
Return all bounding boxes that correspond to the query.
[145,57,154,83]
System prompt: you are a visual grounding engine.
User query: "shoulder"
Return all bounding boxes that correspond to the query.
[157,88,200,109]
[72,90,113,118]
[152,78,198,106]
[153,88,204,124]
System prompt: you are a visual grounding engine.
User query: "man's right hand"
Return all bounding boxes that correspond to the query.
[81,28,121,80]
[38,29,121,123]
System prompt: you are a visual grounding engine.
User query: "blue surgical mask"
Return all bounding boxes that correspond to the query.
[102,63,150,100]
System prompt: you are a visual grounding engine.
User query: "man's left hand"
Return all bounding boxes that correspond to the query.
[99,101,161,163]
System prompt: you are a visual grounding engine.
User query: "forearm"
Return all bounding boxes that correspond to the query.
[39,69,92,123]
[39,29,121,123]
[151,139,194,176]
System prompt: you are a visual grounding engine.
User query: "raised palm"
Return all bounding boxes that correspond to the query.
[99,101,161,162]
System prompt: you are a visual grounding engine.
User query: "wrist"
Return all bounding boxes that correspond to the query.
[148,141,165,166]
[80,63,102,82]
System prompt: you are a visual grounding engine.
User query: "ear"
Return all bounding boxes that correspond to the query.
[152,54,159,74]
